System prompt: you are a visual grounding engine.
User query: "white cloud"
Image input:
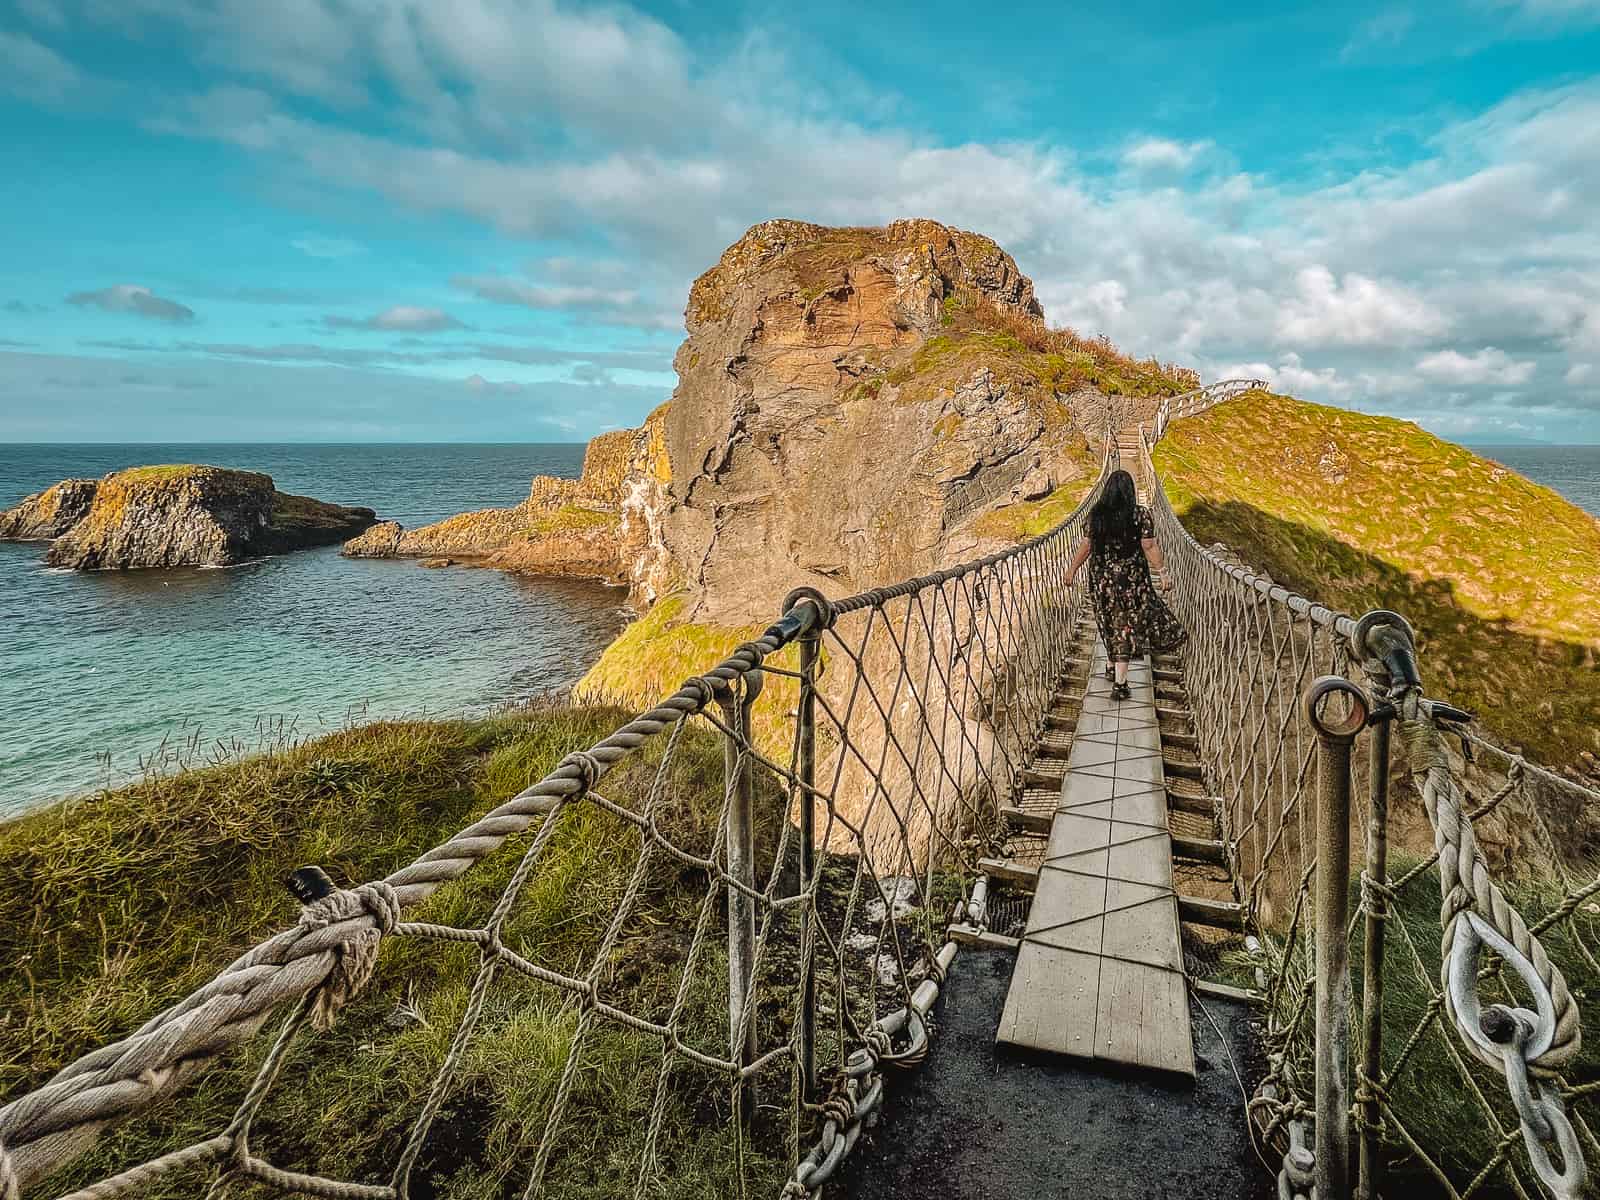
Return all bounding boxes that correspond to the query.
[21,4,1600,436]
[1276,267,1449,348]
[292,235,365,259]
[1340,8,1416,60]
[67,284,196,323]
[1415,346,1537,386]
[0,30,83,103]
[1564,363,1593,384]
[324,306,464,332]
[1121,138,1212,172]
[1487,0,1600,25]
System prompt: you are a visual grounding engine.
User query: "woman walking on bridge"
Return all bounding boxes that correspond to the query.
[1066,469,1187,701]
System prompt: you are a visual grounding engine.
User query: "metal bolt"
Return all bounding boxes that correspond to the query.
[287,865,336,904]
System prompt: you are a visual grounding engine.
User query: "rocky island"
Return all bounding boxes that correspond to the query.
[1,465,380,568]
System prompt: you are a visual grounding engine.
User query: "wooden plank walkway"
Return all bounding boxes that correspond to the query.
[997,644,1195,1078]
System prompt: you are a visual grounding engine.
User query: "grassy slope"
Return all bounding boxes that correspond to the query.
[2,707,792,1199]
[1154,390,1600,767]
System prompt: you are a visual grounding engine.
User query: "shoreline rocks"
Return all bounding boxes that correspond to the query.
[1,465,380,569]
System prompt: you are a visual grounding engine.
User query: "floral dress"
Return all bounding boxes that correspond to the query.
[1087,505,1188,662]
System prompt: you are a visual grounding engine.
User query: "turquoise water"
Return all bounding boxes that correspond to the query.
[0,445,628,816]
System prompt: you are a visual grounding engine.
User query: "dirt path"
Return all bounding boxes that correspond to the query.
[835,947,1274,1200]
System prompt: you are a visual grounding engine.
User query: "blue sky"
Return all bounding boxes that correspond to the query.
[1,1,1598,443]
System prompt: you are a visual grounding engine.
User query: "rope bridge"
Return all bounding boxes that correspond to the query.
[1137,404,1600,1200]
[0,429,1112,1199]
[2,377,1595,1200]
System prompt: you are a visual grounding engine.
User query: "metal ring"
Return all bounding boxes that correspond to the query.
[1351,608,1415,659]
[1303,676,1369,740]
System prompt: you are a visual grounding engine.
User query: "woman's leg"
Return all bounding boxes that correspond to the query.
[1113,657,1129,685]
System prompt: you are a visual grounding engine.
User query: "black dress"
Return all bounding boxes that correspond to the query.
[1087,506,1188,662]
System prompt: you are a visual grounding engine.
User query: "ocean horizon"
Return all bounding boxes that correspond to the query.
[3,439,1597,819]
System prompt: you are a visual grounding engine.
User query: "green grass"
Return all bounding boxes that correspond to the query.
[1252,851,1600,1195]
[1155,390,1600,770]
[1,704,794,1199]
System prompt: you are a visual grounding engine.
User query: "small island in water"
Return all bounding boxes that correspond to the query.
[0,464,382,569]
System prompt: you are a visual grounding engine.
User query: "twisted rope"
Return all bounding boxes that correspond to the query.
[1398,704,1580,1073]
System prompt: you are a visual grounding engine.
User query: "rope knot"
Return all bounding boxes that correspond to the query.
[295,878,400,1031]
[558,750,603,796]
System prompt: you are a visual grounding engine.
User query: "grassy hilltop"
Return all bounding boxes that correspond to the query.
[1155,390,1600,771]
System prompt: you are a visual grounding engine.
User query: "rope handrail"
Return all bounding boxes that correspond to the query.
[1134,417,1594,1200]
[1,424,1117,1200]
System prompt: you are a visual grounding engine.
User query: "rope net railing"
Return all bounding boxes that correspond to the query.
[1138,402,1600,1200]
[0,446,1109,1199]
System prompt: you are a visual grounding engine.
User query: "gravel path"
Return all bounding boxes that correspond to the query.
[836,947,1275,1200]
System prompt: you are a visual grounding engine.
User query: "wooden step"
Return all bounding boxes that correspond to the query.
[1178,895,1246,930]
[1022,767,1067,789]
[1161,731,1199,753]
[1172,835,1226,864]
[1154,667,1182,683]
[1001,805,1053,835]
[1163,757,1205,780]
[1167,790,1219,817]
[978,856,1038,890]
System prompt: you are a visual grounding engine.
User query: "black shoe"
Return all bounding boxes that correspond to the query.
[1111,682,1131,702]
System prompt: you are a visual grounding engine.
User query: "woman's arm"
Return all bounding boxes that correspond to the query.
[1142,536,1173,591]
[1066,537,1091,584]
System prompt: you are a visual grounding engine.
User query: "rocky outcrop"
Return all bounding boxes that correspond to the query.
[0,479,99,540]
[2,465,380,569]
[359,220,1102,622]
[342,417,667,586]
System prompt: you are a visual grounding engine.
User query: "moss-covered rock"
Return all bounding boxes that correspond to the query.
[4,465,380,568]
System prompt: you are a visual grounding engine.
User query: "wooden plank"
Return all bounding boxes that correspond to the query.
[1000,805,1053,835]
[1178,895,1246,930]
[1191,978,1262,1006]
[1096,958,1195,1077]
[978,856,1039,889]
[997,641,1196,1079]
[1172,835,1226,863]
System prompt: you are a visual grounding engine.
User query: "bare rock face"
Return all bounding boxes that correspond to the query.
[0,479,99,540]
[657,218,1090,624]
[13,466,380,569]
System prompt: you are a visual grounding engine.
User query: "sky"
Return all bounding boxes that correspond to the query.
[1,0,1598,444]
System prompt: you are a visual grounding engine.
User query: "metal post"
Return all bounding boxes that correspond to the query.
[1304,676,1368,1200]
[1357,714,1391,1200]
[721,666,764,1121]
[796,627,819,1107]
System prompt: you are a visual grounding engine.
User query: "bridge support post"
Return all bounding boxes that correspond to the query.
[721,666,764,1123]
[1305,677,1369,1200]
[1356,712,1392,1200]
[796,627,819,1109]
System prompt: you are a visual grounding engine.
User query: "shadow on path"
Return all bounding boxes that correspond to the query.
[836,948,1273,1200]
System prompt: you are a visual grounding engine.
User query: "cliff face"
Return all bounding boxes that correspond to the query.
[0,479,99,541]
[1,466,380,569]
[345,219,1113,616]
[656,218,1095,623]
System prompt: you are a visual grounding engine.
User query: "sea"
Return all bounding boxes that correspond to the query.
[2,442,1598,819]
[0,444,630,817]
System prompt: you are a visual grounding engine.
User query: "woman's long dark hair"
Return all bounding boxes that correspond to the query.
[1089,469,1140,553]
